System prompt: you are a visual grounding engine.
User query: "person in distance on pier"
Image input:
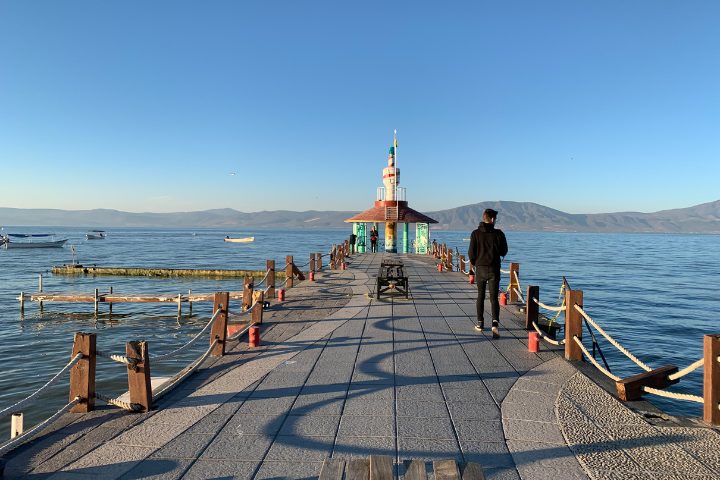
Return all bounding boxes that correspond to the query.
[468,208,508,338]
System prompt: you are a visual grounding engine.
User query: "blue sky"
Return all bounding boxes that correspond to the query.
[1,1,718,214]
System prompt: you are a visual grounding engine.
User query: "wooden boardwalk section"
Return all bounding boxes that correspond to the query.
[3,254,720,479]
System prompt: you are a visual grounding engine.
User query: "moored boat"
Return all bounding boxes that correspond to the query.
[2,233,68,249]
[224,236,255,243]
[86,230,107,240]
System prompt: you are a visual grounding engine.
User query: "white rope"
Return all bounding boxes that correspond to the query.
[254,268,272,287]
[500,269,510,274]
[0,353,83,419]
[153,338,218,401]
[642,386,704,404]
[668,358,704,381]
[96,350,137,366]
[154,307,221,361]
[94,392,143,411]
[533,297,565,312]
[531,321,565,346]
[513,287,525,303]
[574,304,652,372]
[574,336,621,381]
[513,270,522,292]
[0,397,81,456]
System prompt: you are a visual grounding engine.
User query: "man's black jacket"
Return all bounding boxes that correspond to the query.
[468,222,508,271]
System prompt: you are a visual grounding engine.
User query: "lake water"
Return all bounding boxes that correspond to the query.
[0,227,718,435]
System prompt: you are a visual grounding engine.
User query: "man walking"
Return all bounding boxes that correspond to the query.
[468,208,508,338]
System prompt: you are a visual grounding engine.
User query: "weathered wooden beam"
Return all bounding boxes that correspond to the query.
[404,459,427,480]
[316,252,322,271]
[616,365,679,401]
[242,277,253,311]
[285,255,294,288]
[508,263,520,303]
[461,462,485,480]
[369,455,393,480]
[525,285,539,330]
[69,332,96,413]
[251,291,264,325]
[211,292,229,356]
[704,334,720,425]
[564,289,583,361]
[433,460,460,480]
[266,260,275,299]
[126,340,152,412]
[346,458,369,480]
[319,458,345,480]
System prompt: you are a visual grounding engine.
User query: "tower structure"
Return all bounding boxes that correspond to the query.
[345,133,437,254]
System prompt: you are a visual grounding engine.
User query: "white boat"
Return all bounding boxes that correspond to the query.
[86,230,106,240]
[224,236,255,243]
[2,233,68,249]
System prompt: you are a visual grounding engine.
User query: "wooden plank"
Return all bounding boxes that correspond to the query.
[346,458,369,480]
[705,334,720,425]
[68,332,96,413]
[404,459,427,480]
[318,458,345,480]
[51,265,281,278]
[433,459,460,480]
[461,462,485,480]
[616,365,679,401]
[369,455,393,480]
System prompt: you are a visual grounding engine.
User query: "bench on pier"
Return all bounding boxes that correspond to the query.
[319,456,485,480]
[376,260,408,299]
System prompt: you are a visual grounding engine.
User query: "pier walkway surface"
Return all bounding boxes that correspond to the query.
[4,254,720,479]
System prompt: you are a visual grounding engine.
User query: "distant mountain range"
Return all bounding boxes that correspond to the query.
[1,200,719,233]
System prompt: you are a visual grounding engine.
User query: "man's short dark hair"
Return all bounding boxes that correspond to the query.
[482,208,498,223]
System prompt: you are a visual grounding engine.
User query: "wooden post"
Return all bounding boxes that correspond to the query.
[447,250,453,271]
[210,292,229,356]
[19,291,24,315]
[39,274,43,311]
[177,293,182,318]
[126,340,152,412]
[94,288,99,316]
[704,334,720,425]
[69,332,96,413]
[242,277,254,311]
[252,291,264,325]
[266,260,275,299]
[109,286,113,315]
[188,289,192,316]
[310,253,315,274]
[564,289,583,361]
[285,255,294,288]
[508,263,520,303]
[11,413,23,439]
[459,255,465,273]
[316,252,322,271]
[526,285,539,330]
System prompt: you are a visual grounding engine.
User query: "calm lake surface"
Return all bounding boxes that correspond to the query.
[1,227,718,433]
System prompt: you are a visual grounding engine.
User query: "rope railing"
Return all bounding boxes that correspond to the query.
[642,386,704,404]
[253,267,273,287]
[94,392,143,412]
[513,270,522,293]
[668,358,704,382]
[0,352,83,420]
[0,397,81,456]
[154,307,222,362]
[153,338,219,401]
[574,304,652,372]
[96,350,138,367]
[513,287,525,304]
[532,297,565,312]
[531,321,565,346]
[573,336,621,382]
[500,268,510,274]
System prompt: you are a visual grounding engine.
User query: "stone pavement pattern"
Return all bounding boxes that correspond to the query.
[3,253,720,479]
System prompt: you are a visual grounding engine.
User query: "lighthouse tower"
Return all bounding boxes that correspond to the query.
[344,132,437,254]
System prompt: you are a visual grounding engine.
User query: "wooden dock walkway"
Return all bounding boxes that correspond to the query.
[3,254,720,479]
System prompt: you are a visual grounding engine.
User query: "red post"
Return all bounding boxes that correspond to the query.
[528,332,539,353]
[277,288,285,302]
[249,326,260,347]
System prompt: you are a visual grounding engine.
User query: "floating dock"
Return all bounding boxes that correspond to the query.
[51,264,285,279]
[3,253,720,479]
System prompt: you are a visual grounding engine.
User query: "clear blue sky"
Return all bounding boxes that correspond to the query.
[1,1,718,214]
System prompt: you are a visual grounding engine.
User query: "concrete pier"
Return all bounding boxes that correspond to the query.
[3,254,719,479]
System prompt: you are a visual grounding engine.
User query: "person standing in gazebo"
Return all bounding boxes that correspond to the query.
[370,226,378,253]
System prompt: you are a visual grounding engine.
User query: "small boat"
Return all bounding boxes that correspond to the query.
[86,230,107,240]
[224,236,255,243]
[2,233,68,249]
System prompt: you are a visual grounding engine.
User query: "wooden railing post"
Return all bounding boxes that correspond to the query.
[447,250,453,271]
[252,291,264,325]
[459,255,465,273]
[69,332,96,413]
[266,260,275,299]
[211,292,229,356]
[704,334,720,425]
[126,340,152,412]
[316,252,322,270]
[285,255,294,288]
[242,277,253,311]
[310,254,315,274]
[526,285,539,330]
[564,289,583,361]
[508,263,520,303]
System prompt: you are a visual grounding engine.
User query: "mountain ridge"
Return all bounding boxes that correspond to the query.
[1,200,719,233]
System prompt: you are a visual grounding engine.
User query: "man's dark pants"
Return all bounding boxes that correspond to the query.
[475,265,500,325]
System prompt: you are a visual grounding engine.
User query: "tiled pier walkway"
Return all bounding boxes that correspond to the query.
[3,254,720,479]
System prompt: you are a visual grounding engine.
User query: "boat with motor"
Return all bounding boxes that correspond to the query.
[224,236,255,243]
[1,233,68,249]
[86,230,107,240]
